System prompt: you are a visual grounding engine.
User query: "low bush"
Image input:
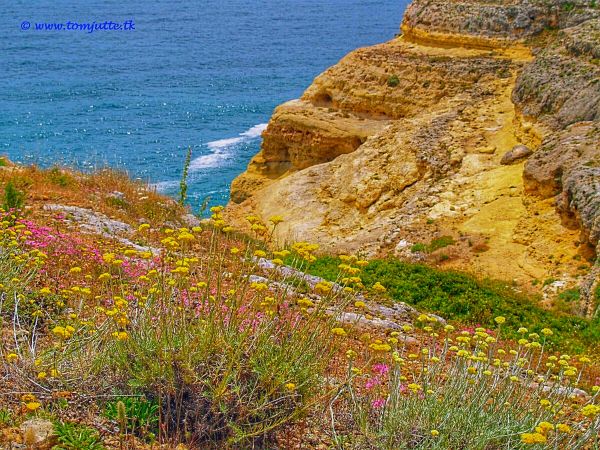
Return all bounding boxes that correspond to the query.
[334,316,600,449]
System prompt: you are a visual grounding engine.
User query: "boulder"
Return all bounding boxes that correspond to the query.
[20,419,57,449]
[500,144,532,165]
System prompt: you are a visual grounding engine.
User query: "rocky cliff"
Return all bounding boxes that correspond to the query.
[227,0,600,312]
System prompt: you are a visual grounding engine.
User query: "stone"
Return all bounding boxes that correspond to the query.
[479,145,496,154]
[500,144,532,165]
[20,419,57,449]
[43,204,159,254]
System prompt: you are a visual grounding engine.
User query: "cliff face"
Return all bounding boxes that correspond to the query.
[227,0,600,310]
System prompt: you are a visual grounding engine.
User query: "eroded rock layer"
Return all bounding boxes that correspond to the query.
[227,0,600,310]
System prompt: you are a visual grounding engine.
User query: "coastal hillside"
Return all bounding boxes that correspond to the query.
[0,162,599,449]
[2,1,600,449]
[227,0,600,314]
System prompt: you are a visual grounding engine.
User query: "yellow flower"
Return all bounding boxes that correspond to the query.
[111,331,129,341]
[39,287,52,295]
[494,316,506,325]
[284,383,296,391]
[430,430,439,437]
[102,252,115,263]
[21,394,36,402]
[518,327,528,334]
[269,215,284,225]
[177,231,195,242]
[581,404,600,418]
[315,281,332,295]
[541,328,553,336]
[372,282,387,293]
[535,422,554,435]
[69,266,82,274]
[369,342,392,352]
[521,433,547,444]
[331,327,347,337]
[250,282,268,292]
[254,250,266,258]
[5,353,18,362]
[556,423,572,434]
[25,402,41,412]
[297,298,314,308]
[354,301,366,308]
[52,325,72,339]
[138,223,150,232]
[230,247,240,255]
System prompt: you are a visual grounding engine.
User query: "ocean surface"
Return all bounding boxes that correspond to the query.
[1,0,407,211]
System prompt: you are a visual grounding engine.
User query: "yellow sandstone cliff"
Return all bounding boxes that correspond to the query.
[227,0,600,310]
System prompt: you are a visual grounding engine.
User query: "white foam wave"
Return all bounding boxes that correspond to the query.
[240,123,268,138]
[150,180,179,192]
[190,123,267,170]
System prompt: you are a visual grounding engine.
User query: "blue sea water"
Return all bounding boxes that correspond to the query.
[1,0,407,210]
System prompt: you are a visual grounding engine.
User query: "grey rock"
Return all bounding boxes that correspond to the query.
[513,18,600,130]
[403,0,599,41]
[500,144,532,165]
[43,204,159,254]
[524,122,599,250]
[181,213,201,227]
[20,419,57,448]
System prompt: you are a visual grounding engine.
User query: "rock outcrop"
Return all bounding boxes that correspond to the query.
[227,0,600,311]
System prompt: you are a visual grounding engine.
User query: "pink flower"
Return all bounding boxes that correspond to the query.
[371,398,386,409]
[365,377,380,390]
[372,363,389,376]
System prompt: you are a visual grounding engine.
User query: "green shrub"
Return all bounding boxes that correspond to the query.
[104,396,159,436]
[411,236,454,253]
[104,195,129,210]
[302,256,600,351]
[428,236,455,252]
[410,243,427,253]
[557,288,580,303]
[3,181,25,211]
[0,409,12,426]
[47,167,74,187]
[53,421,104,450]
[387,75,400,87]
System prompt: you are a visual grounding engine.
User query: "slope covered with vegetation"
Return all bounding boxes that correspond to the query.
[0,164,598,449]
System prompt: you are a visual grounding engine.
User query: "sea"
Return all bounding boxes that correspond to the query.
[1,0,407,211]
